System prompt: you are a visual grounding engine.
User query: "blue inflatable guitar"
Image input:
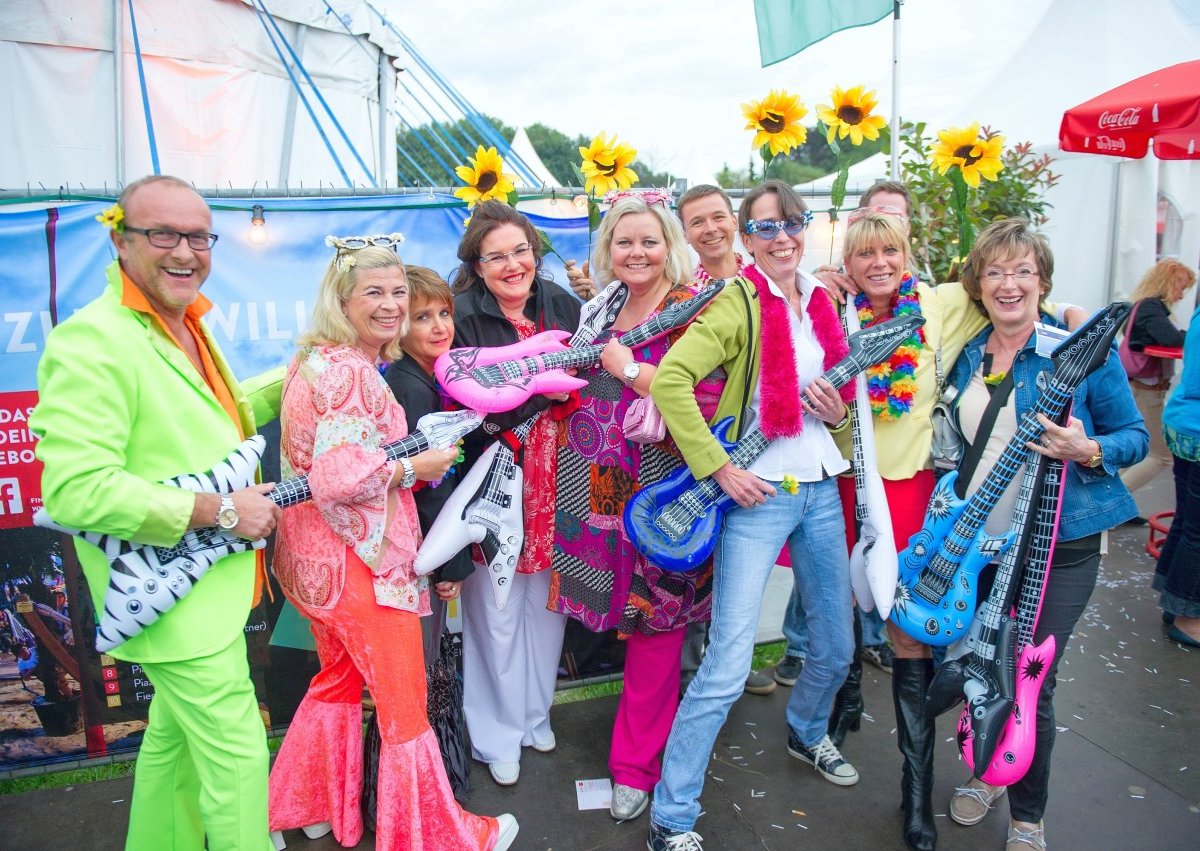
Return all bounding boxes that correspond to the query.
[890,302,1131,646]
[625,313,925,573]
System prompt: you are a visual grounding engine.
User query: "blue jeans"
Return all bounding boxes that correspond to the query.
[651,478,853,832]
[783,590,886,657]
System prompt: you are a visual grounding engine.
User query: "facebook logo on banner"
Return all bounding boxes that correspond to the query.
[0,478,21,514]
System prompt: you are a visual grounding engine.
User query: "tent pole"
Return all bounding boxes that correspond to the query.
[378,51,394,188]
[277,23,306,187]
[113,0,124,186]
[889,1,901,179]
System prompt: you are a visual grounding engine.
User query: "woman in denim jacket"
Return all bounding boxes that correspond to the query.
[940,219,1147,851]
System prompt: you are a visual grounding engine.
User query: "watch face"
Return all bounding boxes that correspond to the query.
[218,507,239,530]
[623,362,640,380]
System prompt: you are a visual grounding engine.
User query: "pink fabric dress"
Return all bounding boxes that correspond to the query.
[268,345,496,850]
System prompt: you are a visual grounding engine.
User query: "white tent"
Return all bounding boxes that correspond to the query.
[0,0,403,189]
[507,126,560,190]
[793,0,1200,319]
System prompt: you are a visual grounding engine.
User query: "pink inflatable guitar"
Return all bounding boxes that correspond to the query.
[435,277,727,413]
[956,451,1063,784]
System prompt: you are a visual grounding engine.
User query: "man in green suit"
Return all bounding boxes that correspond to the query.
[31,175,282,850]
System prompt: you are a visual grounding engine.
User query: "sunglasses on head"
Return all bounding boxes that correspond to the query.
[743,210,814,239]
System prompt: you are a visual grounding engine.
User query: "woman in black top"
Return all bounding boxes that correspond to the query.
[1121,259,1195,494]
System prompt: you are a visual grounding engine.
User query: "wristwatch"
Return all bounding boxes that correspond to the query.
[622,361,641,386]
[216,495,239,530]
[399,457,417,489]
[1083,442,1104,468]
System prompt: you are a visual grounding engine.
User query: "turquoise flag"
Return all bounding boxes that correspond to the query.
[754,0,893,66]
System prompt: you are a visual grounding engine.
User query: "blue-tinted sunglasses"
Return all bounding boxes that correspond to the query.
[743,210,814,239]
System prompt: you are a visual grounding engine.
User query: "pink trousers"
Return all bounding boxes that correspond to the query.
[269,552,496,850]
[609,627,687,791]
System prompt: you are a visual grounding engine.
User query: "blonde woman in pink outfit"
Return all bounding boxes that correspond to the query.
[267,238,518,851]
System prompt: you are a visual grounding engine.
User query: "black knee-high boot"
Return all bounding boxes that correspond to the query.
[893,657,936,851]
[828,606,864,748]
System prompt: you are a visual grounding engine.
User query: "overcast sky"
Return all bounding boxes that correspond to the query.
[385,0,1199,186]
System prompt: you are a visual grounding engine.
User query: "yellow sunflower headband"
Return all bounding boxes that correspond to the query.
[324,232,405,271]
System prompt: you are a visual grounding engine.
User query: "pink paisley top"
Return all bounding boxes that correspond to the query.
[273,345,429,614]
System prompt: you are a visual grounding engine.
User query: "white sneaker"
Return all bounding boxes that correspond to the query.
[489,760,520,786]
[531,729,556,753]
[270,831,286,851]
[494,813,520,851]
[301,823,332,840]
[610,783,650,821]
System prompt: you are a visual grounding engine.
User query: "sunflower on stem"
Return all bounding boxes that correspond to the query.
[814,84,886,260]
[454,145,517,208]
[574,132,640,266]
[742,89,808,174]
[930,122,1004,258]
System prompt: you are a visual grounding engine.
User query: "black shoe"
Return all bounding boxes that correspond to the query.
[829,607,865,748]
[893,658,937,851]
[647,822,704,851]
[773,655,804,686]
[1124,515,1149,526]
[787,730,859,785]
[862,643,895,674]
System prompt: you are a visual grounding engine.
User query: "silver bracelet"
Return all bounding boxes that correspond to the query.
[399,457,416,489]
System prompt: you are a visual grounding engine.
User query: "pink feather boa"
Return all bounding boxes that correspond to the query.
[740,263,853,440]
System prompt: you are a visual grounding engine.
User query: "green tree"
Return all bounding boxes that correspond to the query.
[395,114,515,187]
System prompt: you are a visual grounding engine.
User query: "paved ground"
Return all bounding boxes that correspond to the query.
[4,476,1197,850]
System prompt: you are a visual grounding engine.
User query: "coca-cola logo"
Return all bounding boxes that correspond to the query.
[1098,108,1141,129]
[1096,136,1126,152]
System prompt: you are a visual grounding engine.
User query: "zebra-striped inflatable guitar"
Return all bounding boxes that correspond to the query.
[34,409,483,652]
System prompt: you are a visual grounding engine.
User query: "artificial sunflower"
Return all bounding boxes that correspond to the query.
[930,123,1005,188]
[817,85,887,146]
[578,133,639,196]
[454,145,515,207]
[742,89,808,157]
[95,203,125,232]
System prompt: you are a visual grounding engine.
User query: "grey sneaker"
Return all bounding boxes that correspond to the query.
[787,731,859,786]
[647,822,704,851]
[743,668,777,695]
[610,783,649,822]
[773,655,804,686]
[861,643,895,673]
[949,778,1006,825]
[1006,820,1046,850]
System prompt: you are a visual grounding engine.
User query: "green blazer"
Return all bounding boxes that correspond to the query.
[30,261,282,663]
[651,277,762,481]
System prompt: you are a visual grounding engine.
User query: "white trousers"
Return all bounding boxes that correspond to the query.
[460,565,566,764]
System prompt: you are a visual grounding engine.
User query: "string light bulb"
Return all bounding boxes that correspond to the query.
[247,204,268,246]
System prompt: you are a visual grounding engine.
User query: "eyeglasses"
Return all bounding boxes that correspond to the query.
[982,268,1040,283]
[743,210,814,240]
[479,244,533,266]
[124,226,218,251]
[327,233,406,251]
[324,232,406,271]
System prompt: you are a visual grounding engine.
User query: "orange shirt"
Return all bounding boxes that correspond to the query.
[119,271,242,438]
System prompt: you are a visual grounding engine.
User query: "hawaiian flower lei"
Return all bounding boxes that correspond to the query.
[855,272,925,420]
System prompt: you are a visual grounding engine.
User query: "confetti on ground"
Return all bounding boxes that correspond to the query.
[771,824,784,830]
[751,790,765,798]
[733,803,741,812]
[792,810,806,817]
[796,823,809,830]
[713,776,724,782]
[1073,714,1084,720]
[756,749,765,756]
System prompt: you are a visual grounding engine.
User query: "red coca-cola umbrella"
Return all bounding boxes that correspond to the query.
[1059,60,1200,160]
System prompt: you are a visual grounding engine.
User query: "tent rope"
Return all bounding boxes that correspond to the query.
[126,0,161,175]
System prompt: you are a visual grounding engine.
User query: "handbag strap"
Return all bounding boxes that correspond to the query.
[956,368,1015,497]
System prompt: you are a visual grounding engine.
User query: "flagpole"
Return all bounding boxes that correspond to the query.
[890,1,902,178]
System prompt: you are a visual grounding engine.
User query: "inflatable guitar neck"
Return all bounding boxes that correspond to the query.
[35,409,483,652]
[436,277,727,413]
[415,282,629,609]
[844,308,899,618]
[625,312,925,573]
[891,302,1131,646]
